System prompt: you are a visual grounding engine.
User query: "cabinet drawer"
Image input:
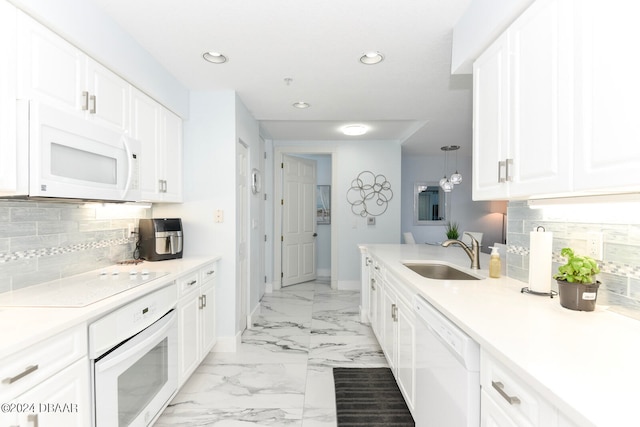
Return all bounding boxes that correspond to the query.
[177,271,200,297]
[0,324,86,401]
[481,351,556,426]
[199,262,217,285]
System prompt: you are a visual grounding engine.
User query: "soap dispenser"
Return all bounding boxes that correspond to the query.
[489,246,501,278]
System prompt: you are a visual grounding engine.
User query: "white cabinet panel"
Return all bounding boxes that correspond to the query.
[86,60,130,132]
[0,0,19,195]
[573,0,640,193]
[131,88,183,203]
[473,0,573,200]
[16,358,91,427]
[396,297,415,412]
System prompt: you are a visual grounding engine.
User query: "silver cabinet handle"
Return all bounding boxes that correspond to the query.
[198,295,203,309]
[89,94,96,114]
[81,91,89,110]
[498,160,506,183]
[27,414,38,427]
[158,179,164,193]
[162,180,168,192]
[3,364,39,384]
[202,294,207,308]
[391,303,398,321]
[374,265,380,271]
[366,257,372,266]
[370,278,376,290]
[492,381,521,405]
[505,158,513,182]
[206,270,215,276]
[187,280,197,286]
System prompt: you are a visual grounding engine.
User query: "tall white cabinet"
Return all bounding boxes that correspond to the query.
[0,0,17,195]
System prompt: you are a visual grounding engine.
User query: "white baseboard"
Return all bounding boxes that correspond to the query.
[212,333,241,352]
[337,280,360,291]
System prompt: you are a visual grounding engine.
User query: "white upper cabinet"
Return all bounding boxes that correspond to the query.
[17,11,130,133]
[131,88,183,203]
[0,1,18,195]
[473,0,573,200]
[474,0,640,200]
[572,0,640,193]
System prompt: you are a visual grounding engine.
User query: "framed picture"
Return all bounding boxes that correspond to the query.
[316,185,331,224]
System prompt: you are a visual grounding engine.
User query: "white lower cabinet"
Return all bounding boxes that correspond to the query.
[374,268,416,413]
[14,358,91,427]
[481,350,566,427]
[0,325,89,427]
[177,261,217,385]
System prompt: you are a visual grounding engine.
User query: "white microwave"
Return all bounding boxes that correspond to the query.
[19,101,141,202]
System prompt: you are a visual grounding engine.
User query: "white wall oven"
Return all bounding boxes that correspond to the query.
[21,100,141,202]
[90,284,177,427]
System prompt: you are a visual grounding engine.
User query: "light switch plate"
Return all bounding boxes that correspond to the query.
[587,232,603,260]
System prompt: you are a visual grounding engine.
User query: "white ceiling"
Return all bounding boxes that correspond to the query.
[88,0,473,156]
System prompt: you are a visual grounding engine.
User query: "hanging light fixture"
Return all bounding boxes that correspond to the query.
[439,145,461,192]
[449,145,462,185]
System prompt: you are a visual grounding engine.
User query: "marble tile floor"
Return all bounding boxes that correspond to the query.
[154,279,387,427]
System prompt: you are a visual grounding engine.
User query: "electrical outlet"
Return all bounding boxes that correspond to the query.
[587,232,603,260]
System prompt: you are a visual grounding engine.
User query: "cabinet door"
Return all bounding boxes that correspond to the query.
[381,284,397,370]
[396,298,415,412]
[131,88,162,200]
[0,1,19,195]
[573,0,640,192]
[160,110,183,202]
[472,32,510,200]
[16,12,84,114]
[16,358,91,427]
[86,60,130,132]
[481,390,519,427]
[200,280,216,356]
[177,289,201,385]
[508,0,574,197]
[369,275,379,337]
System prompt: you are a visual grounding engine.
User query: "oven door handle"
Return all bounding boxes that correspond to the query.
[95,311,175,372]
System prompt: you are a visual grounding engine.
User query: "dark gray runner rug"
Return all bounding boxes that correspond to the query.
[333,367,415,427]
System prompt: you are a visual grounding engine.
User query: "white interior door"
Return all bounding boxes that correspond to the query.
[281,154,317,287]
[236,141,249,332]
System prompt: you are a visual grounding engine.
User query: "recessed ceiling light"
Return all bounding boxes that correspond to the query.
[292,102,310,109]
[341,124,368,136]
[202,51,228,64]
[360,52,384,65]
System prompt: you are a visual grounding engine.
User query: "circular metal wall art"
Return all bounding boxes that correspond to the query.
[346,171,393,217]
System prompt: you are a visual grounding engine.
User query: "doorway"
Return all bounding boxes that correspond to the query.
[273,148,337,290]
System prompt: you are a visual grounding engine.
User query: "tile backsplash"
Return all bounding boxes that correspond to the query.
[506,200,640,320]
[0,199,150,293]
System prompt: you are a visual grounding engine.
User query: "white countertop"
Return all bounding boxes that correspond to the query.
[361,244,640,427]
[0,256,220,360]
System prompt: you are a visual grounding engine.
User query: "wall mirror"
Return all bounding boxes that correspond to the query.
[414,182,447,225]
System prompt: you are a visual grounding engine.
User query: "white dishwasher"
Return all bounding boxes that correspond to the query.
[413,295,480,427]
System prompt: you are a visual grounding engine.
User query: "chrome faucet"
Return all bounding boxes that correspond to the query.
[442,232,481,269]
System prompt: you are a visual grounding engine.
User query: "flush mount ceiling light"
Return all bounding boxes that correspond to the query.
[359,51,384,65]
[341,124,368,136]
[292,101,310,109]
[202,51,228,64]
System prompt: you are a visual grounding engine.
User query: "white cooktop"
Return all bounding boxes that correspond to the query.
[0,268,168,307]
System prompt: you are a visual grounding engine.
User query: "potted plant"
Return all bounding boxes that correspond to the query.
[553,247,601,311]
[445,221,459,240]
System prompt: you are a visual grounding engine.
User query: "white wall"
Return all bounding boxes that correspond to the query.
[10,0,189,117]
[154,90,240,348]
[451,0,534,74]
[271,140,401,288]
[401,154,505,251]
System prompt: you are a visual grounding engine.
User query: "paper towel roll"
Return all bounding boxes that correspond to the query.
[528,229,553,293]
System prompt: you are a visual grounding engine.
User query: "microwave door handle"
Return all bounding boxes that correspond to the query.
[121,133,134,199]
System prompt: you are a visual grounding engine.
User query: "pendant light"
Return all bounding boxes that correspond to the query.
[439,145,461,192]
[450,145,462,185]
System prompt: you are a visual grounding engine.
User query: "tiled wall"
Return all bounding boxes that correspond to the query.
[506,200,640,320]
[0,199,150,293]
